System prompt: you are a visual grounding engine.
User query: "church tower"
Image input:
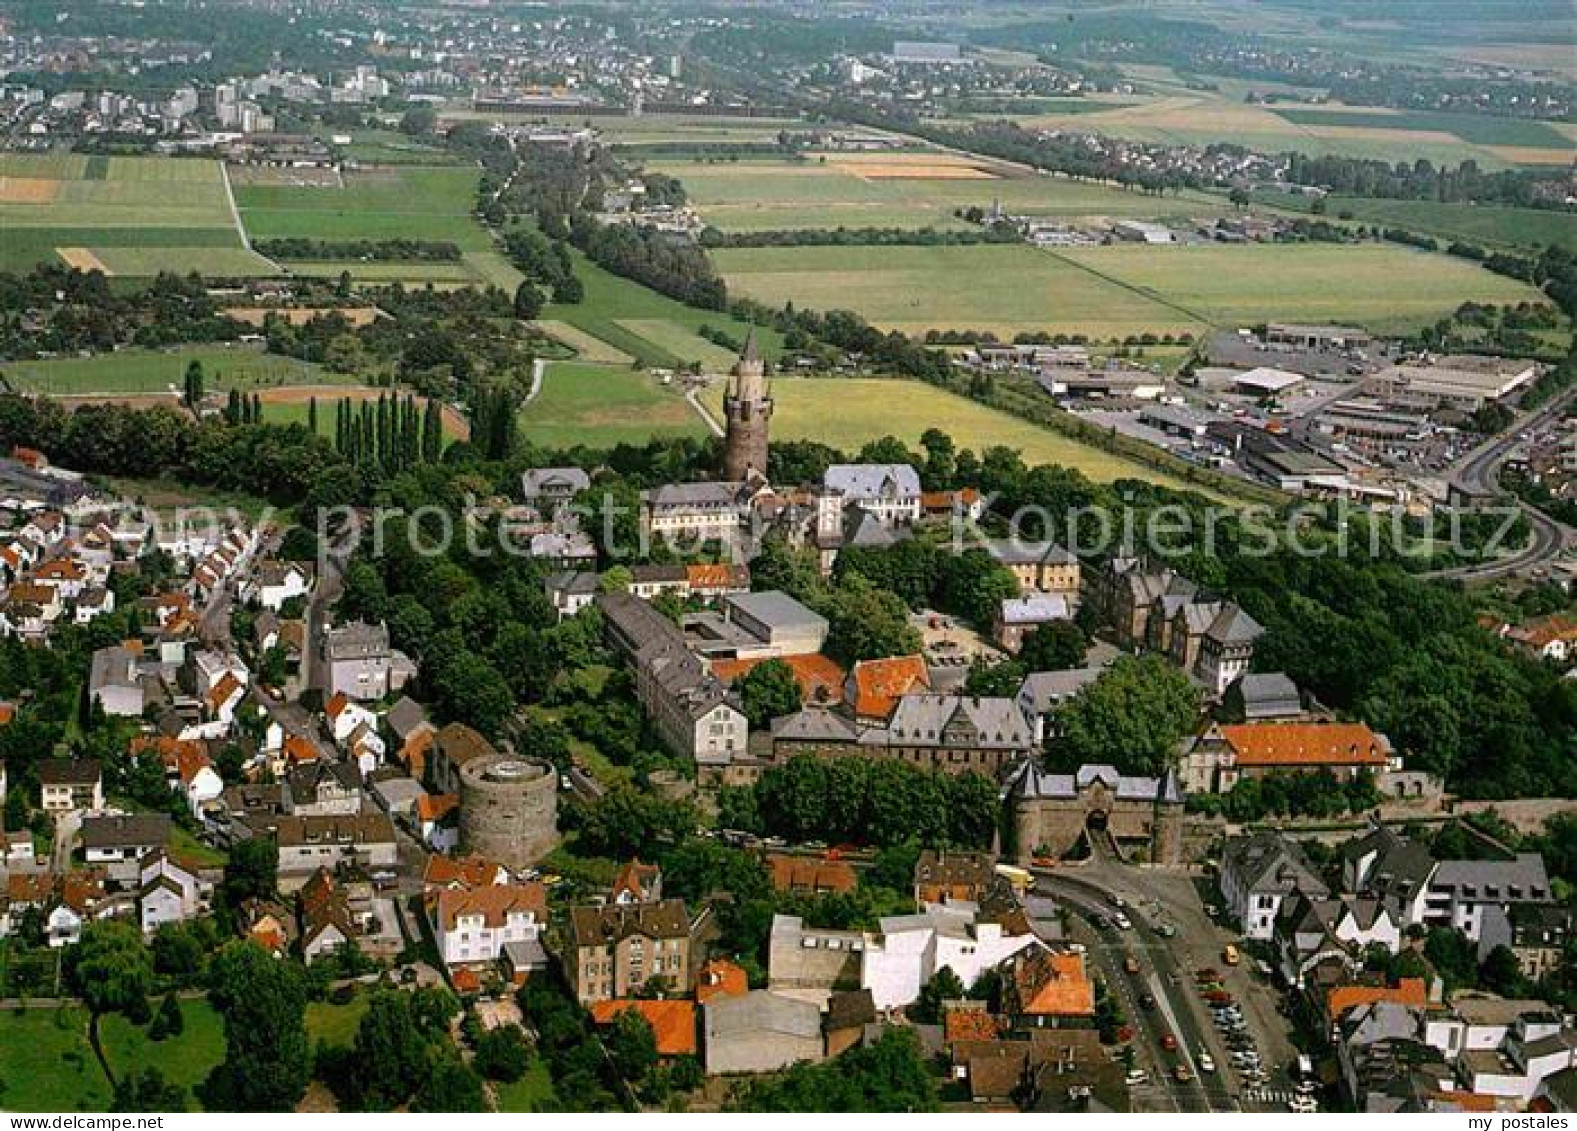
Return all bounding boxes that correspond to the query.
[722,327,772,481]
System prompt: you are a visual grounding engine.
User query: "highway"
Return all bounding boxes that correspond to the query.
[1425,387,1576,582]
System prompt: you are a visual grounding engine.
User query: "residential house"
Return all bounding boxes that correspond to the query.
[434,881,549,970]
[429,722,498,797]
[544,570,599,620]
[862,902,1042,1012]
[286,759,363,817]
[568,899,693,1005]
[914,850,995,905]
[521,467,590,517]
[270,813,398,886]
[37,758,103,813]
[1015,668,1105,745]
[1219,831,1329,941]
[248,559,314,611]
[81,814,173,883]
[137,851,213,934]
[610,859,662,905]
[767,854,857,896]
[987,540,1081,599]
[996,593,1070,653]
[999,948,1097,1029]
[1424,856,1555,952]
[321,620,414,701]
[325,692,378,745]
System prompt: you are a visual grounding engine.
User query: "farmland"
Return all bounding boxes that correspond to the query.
[655,153,1228,232]
[711,241,1544,339]
[1320,198,1577,252]
[537,244,782,369]
[986,72,1571,169]
[0,344,333,395]
[519,361,705,449]
[236,166,499,286]
[701,376,1194,489]
[0,154,272,276]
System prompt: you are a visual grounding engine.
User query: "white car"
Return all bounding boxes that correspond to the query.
[1125,1070,1149,1086]
[1199,1053,1216,1074]
[1113,913,1133,930]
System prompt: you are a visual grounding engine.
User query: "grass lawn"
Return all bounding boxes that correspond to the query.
[170,825,228,867]
[703,376,1192,488]
[305,994,369,1050]
[1,345,332,395]
[540,245,782,369]
[520,361,705,449]
[711,243,1205,339]
[492,1058,556,1112]
[278,259,486,285]
[657,155,1230,232]
[0,1006,113,1111]
[237,167,490,251]
[103,476,275,520]
[98,998,226,1109]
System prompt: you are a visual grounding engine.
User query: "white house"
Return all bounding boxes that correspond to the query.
[860,903,1042,1012]
[434,883,548,967]
[138,852,212,934]
[248,560,314,611]
[326,693,379,745]
[822,464,923,527]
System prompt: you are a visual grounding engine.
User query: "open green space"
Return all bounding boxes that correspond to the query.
[1056,242,1547,333]
[702,376,1192,489]
[279,260,485,285]
[492,1058,556,1112]
[539,244,782,368]
[711,243,1206,339]
[612,319,740,369]
[1271,107,1571,150]
[0,345,332,395]
[0,153,255,275]
[305,994,370,1050]
[1324,197,1577,252]
[98,998,226,1109]
[712,241,1545,338]
[519,361,706,449]
[0,1006,113,1112]
[237,167,490,251]
[657,156,1228,232]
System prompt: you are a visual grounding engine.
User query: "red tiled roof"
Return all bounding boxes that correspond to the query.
[945,1008,1004,1044]
[695,958,748,1004]
[713,653,846,707]
[848,654,930,719]
[416,793,459,823]
[766,853,857,894]
[589,999,698,1057]
[1221,722,1390,768]
[1011,950,1095,1017]
[1326,977,1428,1023]
[436,883,547,931]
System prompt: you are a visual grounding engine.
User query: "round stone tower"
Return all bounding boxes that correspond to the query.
[458,755,560,872]
[723,327,772,481]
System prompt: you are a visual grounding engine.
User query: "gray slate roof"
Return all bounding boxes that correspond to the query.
[823,463,921,499]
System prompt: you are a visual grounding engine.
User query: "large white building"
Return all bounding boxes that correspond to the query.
[434,883,548,968]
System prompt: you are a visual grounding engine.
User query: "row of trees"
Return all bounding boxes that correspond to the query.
[332,394,446,472]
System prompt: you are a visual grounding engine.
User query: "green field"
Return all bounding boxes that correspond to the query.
[237,167,490,251]
[1325,198,1577,252]
[657,156,1229,232]
[711,241,1544,338]
[99,998,226,1109]
[305,994,370,1049]
[520,361,706,449]
[711,243,1206,339]
[612,319,740,369]
[539,244,782,368]
[702,376,1191,488]
[1,345,332,395]
[493,1058,556,1112]
[1272,107,1571,150]
[279,259,486,285]
[0,1006,112,1112]
[0,154,268,276]
[1056,243,1547,333]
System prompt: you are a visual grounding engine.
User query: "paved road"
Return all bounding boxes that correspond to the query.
[1034,853,1301,1113]
[1427,387,1576,582]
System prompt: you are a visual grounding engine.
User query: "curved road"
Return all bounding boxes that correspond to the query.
[1426,387,1575,582]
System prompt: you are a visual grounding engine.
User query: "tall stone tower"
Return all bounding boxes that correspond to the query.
[723,326,772,481]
